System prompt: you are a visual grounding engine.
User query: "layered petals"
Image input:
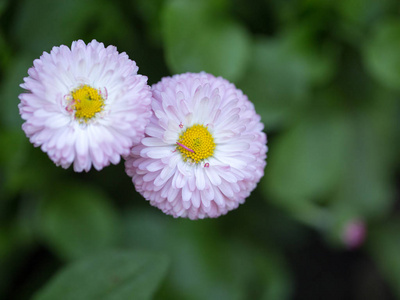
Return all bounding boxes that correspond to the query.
[125,72,268,219]
[19,40,152,172]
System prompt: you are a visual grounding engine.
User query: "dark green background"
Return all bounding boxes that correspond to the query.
[1,0,400,299]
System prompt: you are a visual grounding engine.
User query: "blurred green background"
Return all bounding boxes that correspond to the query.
[1,0,400,299]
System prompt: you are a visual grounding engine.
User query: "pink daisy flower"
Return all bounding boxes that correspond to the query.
[19,40,152,172]
[125,72,267,219]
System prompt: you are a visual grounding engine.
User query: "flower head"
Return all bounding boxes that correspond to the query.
[19,40,152,172]
[342,219,366,249]
[125,72,267,219]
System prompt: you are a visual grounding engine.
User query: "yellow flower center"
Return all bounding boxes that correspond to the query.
[70,85,104,122]
[177,124,215,164]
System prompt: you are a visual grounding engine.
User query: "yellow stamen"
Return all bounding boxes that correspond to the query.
[177,124,215,164]
[70,85,104,122]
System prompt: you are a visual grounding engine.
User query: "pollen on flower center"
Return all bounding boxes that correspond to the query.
[69,85,105,122]
[177,124,215,164]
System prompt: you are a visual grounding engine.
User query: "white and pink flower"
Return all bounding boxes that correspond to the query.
[125,72,267,219]
[19,39,152,172]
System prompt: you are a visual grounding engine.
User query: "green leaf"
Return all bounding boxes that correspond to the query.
[133,0,166,45]
[39,185,120,261]
[327,93,398,239]
[336,0,396,28]
[238,30,336,129]
[364,19,400,90]
[0,224,30,296]
[122,209,292,300]
[264,90,398,236]
[162,0,251,82]
[367,220,400,298]
[264,104,348,207]
[33,250,170,300]
[0,55,32,129]
[11,0,133,55]
[0,132,64,201]
[0,129,27,198]
[0,30,11,72]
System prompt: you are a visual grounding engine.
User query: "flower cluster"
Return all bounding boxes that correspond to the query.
[19,40,267,219]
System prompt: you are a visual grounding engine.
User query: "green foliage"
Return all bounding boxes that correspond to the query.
[33,250,170,300]
[10,0,134,55]
[364,19,400,90]
[162,0,251,81]
[122,209,292,300]
[368,219,400,299]
[1,0,400,298]
[239,30,336,129]
[264,105,349,217]
[39,185,120,261]
[0,55,31,129]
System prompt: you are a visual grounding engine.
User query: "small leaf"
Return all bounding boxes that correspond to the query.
[327,94,398,241]
[239,30,336,129]
[364,19,400,90]
[33,250,170,300]
[0,129,28,197]
[39,185,120,261]
[162,0,251,82]
[122,209,292,300]
[264,105,348,205]
[11,0,133,55]
[133,0,166,45]
[338,0,395,25]
[367,220,400,298]
[0,55,32,129]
